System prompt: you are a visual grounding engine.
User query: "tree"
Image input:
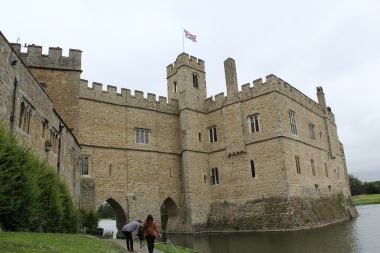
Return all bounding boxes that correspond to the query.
[349,174,363,195]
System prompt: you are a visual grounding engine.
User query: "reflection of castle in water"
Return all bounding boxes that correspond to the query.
[0,30,357,234]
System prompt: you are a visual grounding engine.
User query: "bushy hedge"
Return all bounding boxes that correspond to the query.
[0,124,78,232]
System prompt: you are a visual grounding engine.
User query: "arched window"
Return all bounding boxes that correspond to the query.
[192,73,199,88]
[250,160,256,178]
[81,156,89,175]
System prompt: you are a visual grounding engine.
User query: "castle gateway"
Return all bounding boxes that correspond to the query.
[1,30,357,233]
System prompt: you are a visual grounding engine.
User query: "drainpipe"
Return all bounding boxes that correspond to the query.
[57,122,64,174]
[10,77,18,133]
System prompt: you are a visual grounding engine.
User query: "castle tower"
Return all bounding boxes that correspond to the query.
[167,53,210,228]
[11,43,82,134]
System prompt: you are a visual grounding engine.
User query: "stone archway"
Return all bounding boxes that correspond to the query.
[160,197,179,232]
[103,198,127,236]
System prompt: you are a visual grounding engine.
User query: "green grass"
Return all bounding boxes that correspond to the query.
[0,232,125,253]
[352,194,380,205]
[155,242,197,253]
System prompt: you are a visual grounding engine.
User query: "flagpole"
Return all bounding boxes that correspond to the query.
[182,28,185,52]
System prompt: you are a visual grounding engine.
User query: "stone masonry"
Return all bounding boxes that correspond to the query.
[0,29,357,233]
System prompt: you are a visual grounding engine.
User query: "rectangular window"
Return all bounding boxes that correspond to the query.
[248,114,260,133]
[198,132,202,142]
[250,160,256,178]
[192,73,199,88]
[209,126,217,143]
[309,123,315,139]
[135,129,150,144]
[80,156,89,175]
[289,110,298,135]
[173,81,177,93]
[324,163,329,177]
[319,132,323,143]
[311,159,315,176]
[295,155,301,174]
[211,167,219,185]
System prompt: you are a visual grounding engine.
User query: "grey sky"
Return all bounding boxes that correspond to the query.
[1,0,379,181]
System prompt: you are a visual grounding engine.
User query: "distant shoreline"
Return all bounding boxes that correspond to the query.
[352,194,380,205]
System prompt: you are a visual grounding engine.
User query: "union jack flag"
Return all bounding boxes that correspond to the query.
[184,29,197,42]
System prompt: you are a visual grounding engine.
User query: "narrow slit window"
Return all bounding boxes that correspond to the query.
[192,73,199,88]
[311,159,315,176]
[173,81,177,93]
[295,155,301,174]
[250,160,256,178]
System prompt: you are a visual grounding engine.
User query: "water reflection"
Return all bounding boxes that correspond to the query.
[165,205,380,253]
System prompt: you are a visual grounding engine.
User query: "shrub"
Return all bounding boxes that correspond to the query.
[80,209,99,235]
[0,124,79,232]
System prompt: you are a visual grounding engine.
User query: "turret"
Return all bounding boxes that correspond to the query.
[166,53,206,110]
[317,86,326,109]
[224,58,239,98]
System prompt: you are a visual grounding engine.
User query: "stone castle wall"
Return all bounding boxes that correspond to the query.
[0,32,81,205]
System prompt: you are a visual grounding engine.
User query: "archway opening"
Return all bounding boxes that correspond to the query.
[160,197,179,232]
[97,198,127,238]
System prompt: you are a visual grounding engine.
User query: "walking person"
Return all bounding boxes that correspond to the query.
[137,225,145,249]
[122,220,142,252]
[142,214,160,253]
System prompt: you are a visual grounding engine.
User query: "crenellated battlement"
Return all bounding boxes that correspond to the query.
[79,79,178,114]
[204,74,334,121]
[167,53,205,77]
[10,43,81,71]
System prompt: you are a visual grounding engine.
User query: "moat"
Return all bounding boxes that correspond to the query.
[163,204,379,253]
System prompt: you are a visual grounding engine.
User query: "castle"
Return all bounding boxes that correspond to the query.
[0,30,357,234]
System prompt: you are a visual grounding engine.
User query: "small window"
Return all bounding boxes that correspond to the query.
[314,184,319,191]
[198,132,202,142]
[211,167,219,185]
[173,81,177,93]
[203,174,207,183]
[319,132,323,143]
[135,129,150,144]
[80,156,89,175]
[295,155,301,174]
[250,160,256,178]
[192,73,199,88]
[289,111,298,135]
[209,126,217,143]
[309,123,315,139]
[311,159,315,176]
[328,185,331,191]
[324,163,329,177]
[248,114,260,133]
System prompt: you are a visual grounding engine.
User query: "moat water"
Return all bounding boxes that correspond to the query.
[164,204,380,253]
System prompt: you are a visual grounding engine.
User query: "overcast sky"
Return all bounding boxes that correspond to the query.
[1,0,379,181]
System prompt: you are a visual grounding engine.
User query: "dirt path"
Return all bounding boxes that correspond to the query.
[108,239,164,253]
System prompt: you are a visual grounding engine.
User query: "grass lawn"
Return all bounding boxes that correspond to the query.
[0,232,125,253]
[155,242,197,253]
[352,194,380,205]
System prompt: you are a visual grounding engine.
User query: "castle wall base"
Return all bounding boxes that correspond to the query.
[184,195,355,233]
